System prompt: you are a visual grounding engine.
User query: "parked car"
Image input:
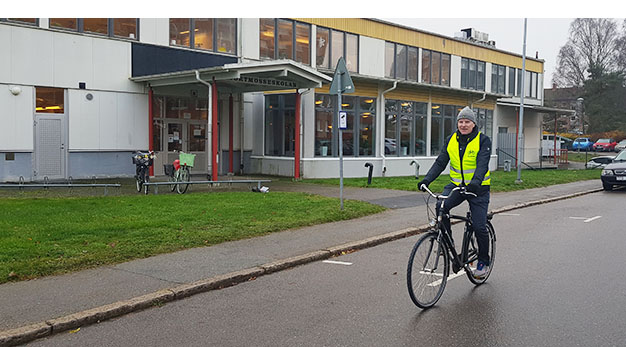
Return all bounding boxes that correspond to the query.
[572,137,594,151]
[592,138,618,152]
[601,149,626,191]
[615,139,626,152]
[586,155,615,169]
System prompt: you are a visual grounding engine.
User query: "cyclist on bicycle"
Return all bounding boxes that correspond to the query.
[418,106,491,279]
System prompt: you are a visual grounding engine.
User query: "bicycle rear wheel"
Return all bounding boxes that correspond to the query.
[169,171,177,192]
[465,221,496,285]
[135,168,143,193]
[407,232,449,309]
[176,167,191,194]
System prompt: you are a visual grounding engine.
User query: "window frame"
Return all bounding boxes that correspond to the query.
[260,18,310,64]
[385,99,428,157]
[386,41,420,81]
[461,57,485,91]
[170,18,237,55]
[314,94,375,157]
[46,18,139,40]
[316,26,359,72]
[491,63,506,94]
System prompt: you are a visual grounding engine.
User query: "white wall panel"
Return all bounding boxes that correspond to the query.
[241,18,260,60]
[450,55,461,89]
[98,92,118,149]
[359,36,384,78]
[485,62,492,93]
[0,84,33,151]
[0,26,11,81]
[53,34,93,89]
[92,39,141,93]
[116,93,135,149]
[132,93,149,150]
[139,18,169,46]
[68,90,99,150]
[11,27,54,86]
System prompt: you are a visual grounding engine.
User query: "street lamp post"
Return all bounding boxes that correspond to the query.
[576,97,585,134]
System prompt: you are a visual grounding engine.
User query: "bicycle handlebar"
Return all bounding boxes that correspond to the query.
[419,184,477,199]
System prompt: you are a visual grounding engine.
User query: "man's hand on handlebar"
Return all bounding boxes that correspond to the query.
[417,179,430,192]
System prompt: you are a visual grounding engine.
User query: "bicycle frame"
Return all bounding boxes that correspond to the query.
[422,185,477,274]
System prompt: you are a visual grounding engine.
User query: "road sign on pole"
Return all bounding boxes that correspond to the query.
[329,57,354,210]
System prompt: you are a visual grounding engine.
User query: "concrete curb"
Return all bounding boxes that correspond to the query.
[0,187,603,346]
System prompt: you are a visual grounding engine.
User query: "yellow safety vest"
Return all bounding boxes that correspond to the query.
[447,132,491,186]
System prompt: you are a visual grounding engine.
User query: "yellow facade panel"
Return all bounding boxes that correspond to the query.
[385,88,429,103]
[316,82,378,97]
[293,18,543,73]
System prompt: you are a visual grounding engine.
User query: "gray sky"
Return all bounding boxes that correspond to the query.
[383,18,574,89]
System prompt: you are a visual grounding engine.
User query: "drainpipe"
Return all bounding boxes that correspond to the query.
[239,94,244,175]
[296,88,312,179]
[195,70,213,179]
[471,91,487,108]
[381,81,398,176]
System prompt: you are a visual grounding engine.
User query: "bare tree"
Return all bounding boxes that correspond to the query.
[553,18,621,87]
[617,19,626,73]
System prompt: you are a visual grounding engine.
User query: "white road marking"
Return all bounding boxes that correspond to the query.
[427,269,473,287]
[584,216,602,223]
[569,217,587,220]
[499,213,520,216]
[322,260,353,266]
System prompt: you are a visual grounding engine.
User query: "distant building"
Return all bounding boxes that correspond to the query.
[544,85,584,134]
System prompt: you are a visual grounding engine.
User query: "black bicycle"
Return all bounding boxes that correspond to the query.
[132,151,154,195]
[407,184,496,309]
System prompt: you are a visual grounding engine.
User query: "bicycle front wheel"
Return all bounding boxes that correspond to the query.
[407,232,449,309]
[176,167,191,194]
[169,171,177,192]
[465,221,496,285]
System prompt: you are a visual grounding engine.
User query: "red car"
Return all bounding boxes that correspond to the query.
[593,138,618,152]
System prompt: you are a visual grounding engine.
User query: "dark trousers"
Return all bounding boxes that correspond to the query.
[437,183,490,265]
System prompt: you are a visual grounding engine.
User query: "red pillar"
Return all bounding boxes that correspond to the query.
[294,92,301,179]
[212,81,219,181]
[148,88,154,177]
[229,94,233,174]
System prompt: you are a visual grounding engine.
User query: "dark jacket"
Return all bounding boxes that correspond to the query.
[423,127,492,193]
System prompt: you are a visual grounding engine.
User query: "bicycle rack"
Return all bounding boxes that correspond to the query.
[142,179,272,195]
[0,176,121,196]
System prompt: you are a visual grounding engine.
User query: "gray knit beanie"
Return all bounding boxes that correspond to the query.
[456,106,477,125]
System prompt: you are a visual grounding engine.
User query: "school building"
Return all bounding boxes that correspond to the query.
[0,18,550,182]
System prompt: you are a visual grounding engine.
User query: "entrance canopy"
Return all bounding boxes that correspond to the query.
[130,60,332,93]
[497,102,575,115]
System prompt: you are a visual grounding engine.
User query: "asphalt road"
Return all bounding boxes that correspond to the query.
[32,189,626,347]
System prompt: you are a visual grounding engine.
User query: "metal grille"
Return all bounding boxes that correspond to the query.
[36,118,62,177]
[615,170,626,175]
[497,133,523,167]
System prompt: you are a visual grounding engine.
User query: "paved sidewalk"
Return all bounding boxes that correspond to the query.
[0,179,603,346]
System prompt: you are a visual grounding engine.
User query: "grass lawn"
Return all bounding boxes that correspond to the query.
[0,192,384,284]
[303,169,601,193]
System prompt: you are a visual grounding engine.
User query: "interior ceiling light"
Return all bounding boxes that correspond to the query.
[364,99,374,104]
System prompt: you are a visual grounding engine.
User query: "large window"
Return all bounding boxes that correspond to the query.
[386,42,420,82]
[491,64,506,94]
[260,19,310,65]
[431,104,462,155]
[316,27,358,72]
[314,94,376,157]
[422,50,450,86]
[385,100,427,157]
[265,94,296,157]
[49,18,138,39]
[473,107,494,142]
[170,18,236,54]
[4,18,38,25]
[461,58,485,91]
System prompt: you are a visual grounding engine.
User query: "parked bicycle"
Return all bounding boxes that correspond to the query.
[164,151,196,194]
[407,184,496,309]
[132,151,155,195]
